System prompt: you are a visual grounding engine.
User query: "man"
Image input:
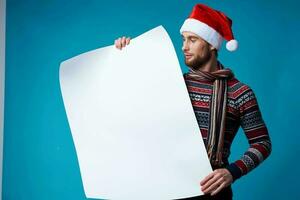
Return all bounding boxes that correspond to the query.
[114,4,271,200]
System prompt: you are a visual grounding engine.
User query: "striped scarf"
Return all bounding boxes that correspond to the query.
[186,63,234,167]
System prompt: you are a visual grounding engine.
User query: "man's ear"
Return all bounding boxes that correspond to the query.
[209,45,216,52]
[209,44,218,57]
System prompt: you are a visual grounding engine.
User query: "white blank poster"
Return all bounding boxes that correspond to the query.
[59,26,212,200]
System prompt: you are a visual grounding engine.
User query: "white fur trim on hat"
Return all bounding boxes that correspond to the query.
[180,18,223,50]
[226,39,238,51]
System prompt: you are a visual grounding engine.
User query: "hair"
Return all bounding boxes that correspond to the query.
[214,49,218,58]
[208,42,218,58]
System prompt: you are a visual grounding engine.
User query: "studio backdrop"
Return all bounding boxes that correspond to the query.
[2,0,300,200]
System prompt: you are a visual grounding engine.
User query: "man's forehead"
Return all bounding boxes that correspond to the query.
[181,31,205,40]
[181,31,199,37]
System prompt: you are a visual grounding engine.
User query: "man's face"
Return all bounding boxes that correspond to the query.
[181,31,214,70]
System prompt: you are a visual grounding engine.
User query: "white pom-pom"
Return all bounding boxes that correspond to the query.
[226,39,238,51]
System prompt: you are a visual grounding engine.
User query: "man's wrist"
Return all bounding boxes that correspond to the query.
[225,163,242,182]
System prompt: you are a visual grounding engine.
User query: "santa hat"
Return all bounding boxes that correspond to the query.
[180,4,238,52]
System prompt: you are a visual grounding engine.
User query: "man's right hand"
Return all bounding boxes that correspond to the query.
[114,36,131,50]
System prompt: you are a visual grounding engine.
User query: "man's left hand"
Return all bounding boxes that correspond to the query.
[200,168,233,196]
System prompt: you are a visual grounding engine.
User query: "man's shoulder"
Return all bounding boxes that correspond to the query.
[228,77,254,99]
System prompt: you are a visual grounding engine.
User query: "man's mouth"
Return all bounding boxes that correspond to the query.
[184,54,193,59]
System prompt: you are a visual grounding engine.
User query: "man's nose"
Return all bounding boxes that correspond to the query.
[182,41,189,52]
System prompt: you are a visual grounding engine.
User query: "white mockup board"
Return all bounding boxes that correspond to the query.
[59,26,212,200]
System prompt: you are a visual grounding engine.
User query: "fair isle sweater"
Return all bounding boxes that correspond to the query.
[184,72,272,182]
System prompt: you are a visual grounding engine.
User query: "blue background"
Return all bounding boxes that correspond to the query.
[3,0,300,199]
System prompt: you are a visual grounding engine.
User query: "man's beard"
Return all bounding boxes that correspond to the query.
[185,52,212,70]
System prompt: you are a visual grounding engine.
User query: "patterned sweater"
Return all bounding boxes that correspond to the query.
[184,73,272,182]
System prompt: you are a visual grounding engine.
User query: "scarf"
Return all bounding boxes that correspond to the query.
[186,63,234,167]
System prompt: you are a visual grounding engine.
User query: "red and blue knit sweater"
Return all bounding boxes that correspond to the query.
[184,72,272,182]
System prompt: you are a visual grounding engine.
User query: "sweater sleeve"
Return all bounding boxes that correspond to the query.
[226,85,272,182]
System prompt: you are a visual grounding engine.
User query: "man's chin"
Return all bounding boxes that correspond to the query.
[184,59,193,67]
[185,60,198,69]
[185,59,208,70]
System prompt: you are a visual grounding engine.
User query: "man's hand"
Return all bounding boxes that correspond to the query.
[114,36,131,50]
[200,168,233,196]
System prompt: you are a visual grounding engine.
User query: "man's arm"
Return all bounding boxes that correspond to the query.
[200,85,272,195]
[225,85,272,181]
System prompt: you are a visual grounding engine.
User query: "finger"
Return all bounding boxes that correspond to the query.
[202,176,224,194]
[211,182,226,196]
[114,39,119,49]
[201,173,221,190]
[115,38,121,49]
[202,172,221,189]
[121,36,126,47]
[126,37,131,45]
[200,171,216,186]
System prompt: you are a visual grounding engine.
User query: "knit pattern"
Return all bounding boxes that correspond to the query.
[184,74,272,181]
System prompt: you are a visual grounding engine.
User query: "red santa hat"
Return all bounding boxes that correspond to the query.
[180,4,238,52]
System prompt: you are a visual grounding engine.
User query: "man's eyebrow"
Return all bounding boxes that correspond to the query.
[189,36,199,39]
[182,36,199,40]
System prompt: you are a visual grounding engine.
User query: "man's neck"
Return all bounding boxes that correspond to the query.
[197,57,218,72]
